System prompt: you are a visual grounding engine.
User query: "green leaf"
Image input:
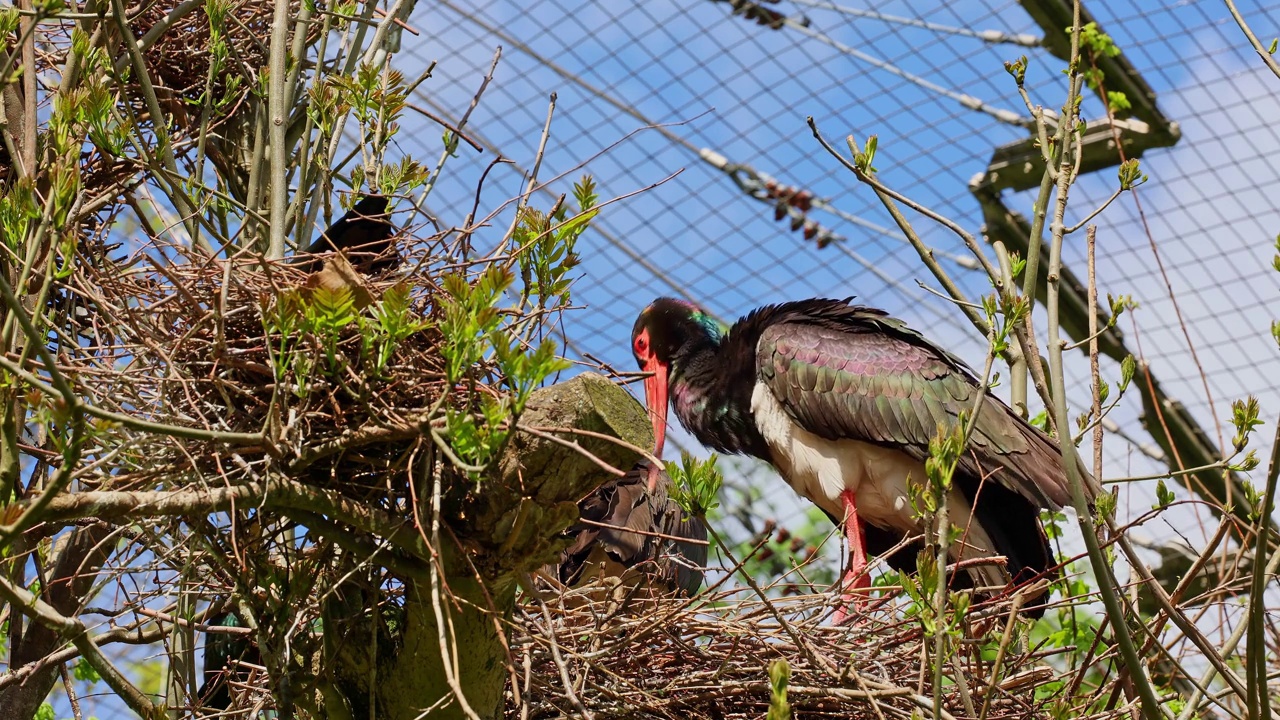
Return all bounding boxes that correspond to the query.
[1119,355,1136,391]
[307,286,358,330]
[855,134,879,173]
[1228,449,1259,473]
[1154,479,1174,510]
[0,7,19,38]
[767,659,792,720]
[1094,491,1116,522]
[573,174,598,211]
[1117,159,1144,190]
[1004,55,1028,86]
[667,453,723,517]
[1230,396,1263,452]
[73,656,101,684]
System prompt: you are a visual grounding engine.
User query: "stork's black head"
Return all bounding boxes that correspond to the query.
[630,298,722,461]
[630,298,721,367]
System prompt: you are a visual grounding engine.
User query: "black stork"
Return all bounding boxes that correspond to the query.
[631,297,1089,620]
[558,460,707,597]
[295,194,399,274]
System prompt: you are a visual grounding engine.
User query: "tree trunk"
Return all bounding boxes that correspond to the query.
[323,372,653,719]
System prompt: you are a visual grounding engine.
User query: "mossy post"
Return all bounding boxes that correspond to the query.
[322,373,653,719]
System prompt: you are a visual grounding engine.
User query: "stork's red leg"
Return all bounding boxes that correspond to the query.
[833,489,872,625]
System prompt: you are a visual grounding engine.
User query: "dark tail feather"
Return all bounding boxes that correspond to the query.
[860,480,1057,619]
[961,477,1057,618]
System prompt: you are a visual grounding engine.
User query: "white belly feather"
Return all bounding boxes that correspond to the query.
[750,382,1005,584]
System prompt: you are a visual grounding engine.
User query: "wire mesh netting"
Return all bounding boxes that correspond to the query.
[12,2,1280,718]
[394,0,1280,543]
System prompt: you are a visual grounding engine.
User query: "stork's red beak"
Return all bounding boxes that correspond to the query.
[639,354,668,460]
[640,358,668,492]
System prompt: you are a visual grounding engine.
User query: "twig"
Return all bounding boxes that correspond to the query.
[575,517,710,546]
[1223,0,1280,81]
[515,424,628,479]
[0,574,164,720]
[59,662,83,720]
[807,118,990,339]
[536,596,595,719]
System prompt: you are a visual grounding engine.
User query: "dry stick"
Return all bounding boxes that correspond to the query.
[977,593,1026,720]
[1087,226,1104,502]
[521,644,533,720]
[520,425,666,477]
[1098,521,1236,719]
[418,45,502,207]
[59,661,83,720]
[535,597,594,719]
[0,354,265,445]
[508,92,558,240]
[948,653,977,719]
[574,517,710,546]
[1106,526,1251,702]
[705,525,836,677]
[724,532,962,720]
[608,526,779,658]
[406,102,484,152]
[513,425,628,479]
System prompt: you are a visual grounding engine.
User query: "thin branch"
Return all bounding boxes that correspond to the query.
[1246,421,1280,720]
[1223,0,1280,81]
[0,574,164,720]
[806,118,990,337]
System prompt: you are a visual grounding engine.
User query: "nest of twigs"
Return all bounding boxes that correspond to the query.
[59,229,470,506]
[134,0,278,105]
[509,581,1134,720]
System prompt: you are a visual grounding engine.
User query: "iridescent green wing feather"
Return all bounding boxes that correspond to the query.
[752,300,1073,509]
